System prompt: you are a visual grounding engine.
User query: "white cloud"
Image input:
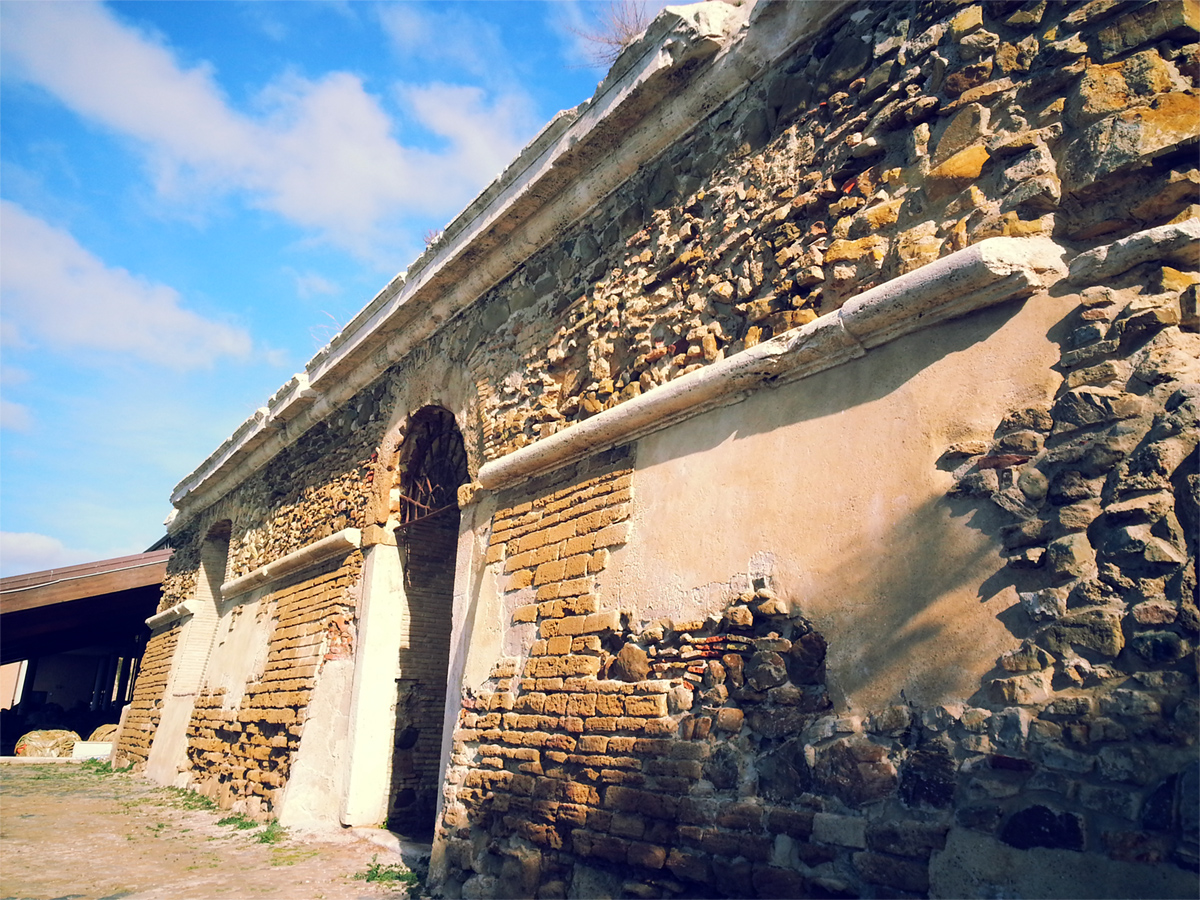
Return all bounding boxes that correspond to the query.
[0,200,253,369]
[292,270,340,300]
[0,532,102,577]
[0,399,32,432]
[1,1,541,256]
[377,5,509,85]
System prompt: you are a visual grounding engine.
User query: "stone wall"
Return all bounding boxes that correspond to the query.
[122,0,1198,893]
[184,553,362,817]
[464,0,1199,463]
[115,621,181,767]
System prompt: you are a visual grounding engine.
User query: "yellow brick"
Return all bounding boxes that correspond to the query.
[486,543,504,565]
[533,559,567,585]
[515,693,546,713]
[566,693,597,717]
[504,550,533,574]
[512,604,539,623]
[538,600,564,618]
[530,544,561,566]
[537,583,562,602]
[588,549,610,574]
[563,554,590,579]
[572,635,602,653]
[558,577,593,598]
[593,522,631,549]
[583,610,620,634]
[564,534,596,556]
[507,570,534,592]
[516,530,547,554]
[547,636,572,655]
[625,694,668,717]
[562,595,598,615]
[546,521,577,544]
[596,695,624,716]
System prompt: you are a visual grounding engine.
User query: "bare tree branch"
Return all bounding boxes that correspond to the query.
[569,1,655,69]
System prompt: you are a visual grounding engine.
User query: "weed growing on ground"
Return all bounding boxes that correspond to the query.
[160,786,218,811]
[217,813,258,830]
[81,759,132,775]
[354,855,419,886]
[256,821,287,844]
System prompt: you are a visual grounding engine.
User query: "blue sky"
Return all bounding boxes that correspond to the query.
[0,0,661,576]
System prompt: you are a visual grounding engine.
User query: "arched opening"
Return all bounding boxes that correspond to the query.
[388,407,467,839]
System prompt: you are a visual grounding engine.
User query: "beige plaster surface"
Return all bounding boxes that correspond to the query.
[608,290,1079,712]
[279,657,353,831]
[202,592,273,711]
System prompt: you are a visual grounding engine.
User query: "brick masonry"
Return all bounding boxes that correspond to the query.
[183,553,362,818]
[115,622,181,767]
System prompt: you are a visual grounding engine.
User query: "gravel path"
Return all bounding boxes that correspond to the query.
[0,762,426,900]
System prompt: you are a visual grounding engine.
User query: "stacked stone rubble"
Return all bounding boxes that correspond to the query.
[465,0,1199,462]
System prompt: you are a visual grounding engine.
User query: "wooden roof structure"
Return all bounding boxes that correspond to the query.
[0,550,171,664]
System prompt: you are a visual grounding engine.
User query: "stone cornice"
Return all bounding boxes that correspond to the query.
[220,528,363,600]
[477,236,1070,491]
[146,600,195,631]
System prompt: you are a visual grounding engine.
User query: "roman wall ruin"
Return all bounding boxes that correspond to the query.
[115,1,1198,897]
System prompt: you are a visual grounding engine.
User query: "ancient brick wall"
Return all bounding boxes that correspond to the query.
[115,622,181,767]
[133,0,1197,890]
[184,553,361,817]
[464,0,1198,462]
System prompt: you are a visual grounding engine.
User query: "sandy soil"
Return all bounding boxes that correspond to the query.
[0,762,426,900]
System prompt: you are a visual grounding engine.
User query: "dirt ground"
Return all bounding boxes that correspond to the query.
[0,762,428,900]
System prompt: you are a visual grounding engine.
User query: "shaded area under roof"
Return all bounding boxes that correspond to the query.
[0,550,171,664]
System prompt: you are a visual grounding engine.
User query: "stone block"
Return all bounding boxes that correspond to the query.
[1062,93,1200,196]
[812,812,867,848]
[625,694,667,717]
[866,820,949,859]
[989,671,1053,705]
[626,841,666,870]
[1098,1,1200,58]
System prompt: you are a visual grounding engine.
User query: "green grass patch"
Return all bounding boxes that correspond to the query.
[217,813,258,830]
[354,855,419,886]
[255,820,287,844]
[81,758,133,775]
[270,847,318,867]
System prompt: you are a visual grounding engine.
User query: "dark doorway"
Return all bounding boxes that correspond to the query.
[387,406,467,839]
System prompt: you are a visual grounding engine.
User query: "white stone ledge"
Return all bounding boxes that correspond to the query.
[146,600,195,631]
[220,528,362,600]
[477,236,1069,491]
